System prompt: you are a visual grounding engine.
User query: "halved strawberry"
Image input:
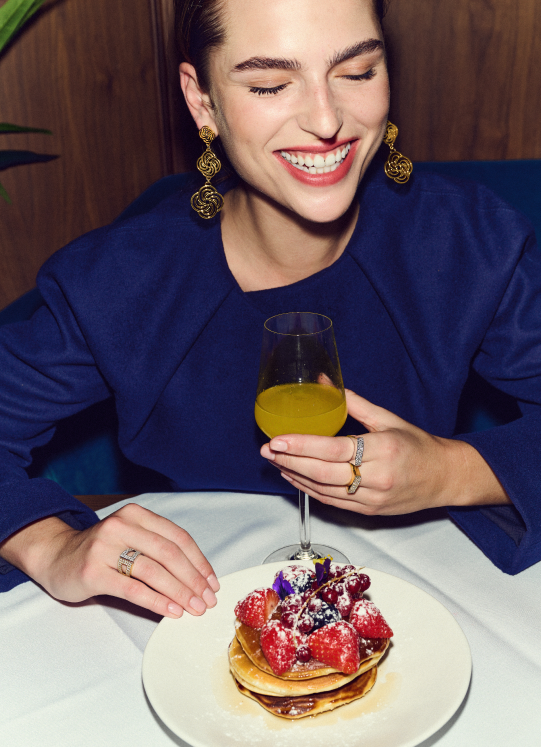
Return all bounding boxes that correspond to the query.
[234,587,279,629]
[349,598,393,638]
[308,621,360,675]
[260,620,297,675]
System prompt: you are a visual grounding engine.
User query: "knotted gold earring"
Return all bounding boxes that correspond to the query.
[191,126,224,219]
[383,121,413,184]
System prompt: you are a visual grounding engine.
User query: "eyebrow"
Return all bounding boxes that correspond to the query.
[232,57,301,73]
[231,39,384,74]
[328,39,384,67]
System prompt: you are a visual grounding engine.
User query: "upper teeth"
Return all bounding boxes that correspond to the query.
[280,143,351,173]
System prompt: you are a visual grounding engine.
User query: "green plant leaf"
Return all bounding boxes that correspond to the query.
[0,122,52,135]
[0,149,58,171]
[0,0,46,55]
[0,180,12,203]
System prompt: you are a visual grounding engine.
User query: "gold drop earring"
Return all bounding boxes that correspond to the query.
[383,121,413,184]
[191,126,225,219]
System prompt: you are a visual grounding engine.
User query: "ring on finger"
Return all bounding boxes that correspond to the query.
[118,548,143,577]
[348,435,364,467]
[347,464,362,494]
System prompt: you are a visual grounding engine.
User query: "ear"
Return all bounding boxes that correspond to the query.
[179,63,219,135]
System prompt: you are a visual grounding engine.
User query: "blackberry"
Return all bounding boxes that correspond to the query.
[290,572,314,595]
[310,601,341,631]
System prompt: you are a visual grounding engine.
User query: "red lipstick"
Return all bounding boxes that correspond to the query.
[274,140,358,187]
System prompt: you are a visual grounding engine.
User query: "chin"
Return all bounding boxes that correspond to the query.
[283,184,359,225]
[295,203,355,225]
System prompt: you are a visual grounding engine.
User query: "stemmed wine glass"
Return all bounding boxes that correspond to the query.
[255,312,350,563]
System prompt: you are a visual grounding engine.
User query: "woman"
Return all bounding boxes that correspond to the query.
[0,0,540,616]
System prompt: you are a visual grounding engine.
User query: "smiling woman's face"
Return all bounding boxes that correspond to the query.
[182,0,389,224]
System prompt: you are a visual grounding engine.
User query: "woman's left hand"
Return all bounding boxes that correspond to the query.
[260,389,509,515]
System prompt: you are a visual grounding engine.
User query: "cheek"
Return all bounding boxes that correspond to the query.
[214,97,278,165]
[345,81,389,127]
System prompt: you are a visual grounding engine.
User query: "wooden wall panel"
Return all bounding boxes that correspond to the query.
[154,0,200,174]
[0,0,166,309]
[384,0,541,162]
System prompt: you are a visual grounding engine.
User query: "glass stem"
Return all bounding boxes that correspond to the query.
[296,490,317,560]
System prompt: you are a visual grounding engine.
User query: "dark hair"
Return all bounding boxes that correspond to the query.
[175,0,389,91]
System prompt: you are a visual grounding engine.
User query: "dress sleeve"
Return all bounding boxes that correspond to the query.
[449,232,541,574]
[0,275,109,590]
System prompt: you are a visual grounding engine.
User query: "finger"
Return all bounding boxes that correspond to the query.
[117,504,219,591]
[103,567,188,619]
[262,434,356,464]
[280,472,378,515]
[126,553,216,616]
[101,508,218,613]
[278,456,389,494]
[280,468,351,497]
[113,525,218,614]
[345,389,407,432]
[270,452,353,487]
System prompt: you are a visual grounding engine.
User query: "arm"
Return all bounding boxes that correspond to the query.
[0,274,219,612]
[0,505,220,618]
[260,235,541,574]
[262,389,509,515]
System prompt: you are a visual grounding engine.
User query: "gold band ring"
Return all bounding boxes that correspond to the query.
[117,548,143,577]
[347,464,362,494]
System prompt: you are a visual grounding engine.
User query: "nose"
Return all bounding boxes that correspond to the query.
[296,83,342,140]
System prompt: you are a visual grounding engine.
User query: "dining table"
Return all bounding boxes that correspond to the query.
[0,489,539,747]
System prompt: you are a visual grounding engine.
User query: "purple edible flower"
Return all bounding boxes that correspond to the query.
[315,557,332,586]
[272,571,295,600]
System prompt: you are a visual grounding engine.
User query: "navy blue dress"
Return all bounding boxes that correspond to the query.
[1,159,541,589]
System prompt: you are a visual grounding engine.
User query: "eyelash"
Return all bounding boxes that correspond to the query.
[342,68,377,82]
[249,83,289,96]
[248,68,376,96]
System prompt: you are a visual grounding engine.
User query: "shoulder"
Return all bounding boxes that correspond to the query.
[355,155,536,272]
[40,175,217,288]
[364,157,529,223]
[32,175,235,395]
[35,174,235,345]
[348,155,540,348]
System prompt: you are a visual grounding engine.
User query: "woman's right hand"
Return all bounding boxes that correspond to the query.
[0,503,219,618]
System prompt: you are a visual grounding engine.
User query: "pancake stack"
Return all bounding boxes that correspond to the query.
[228,563,392,719]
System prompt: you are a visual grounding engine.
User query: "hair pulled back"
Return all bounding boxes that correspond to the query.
[174,0,388,91]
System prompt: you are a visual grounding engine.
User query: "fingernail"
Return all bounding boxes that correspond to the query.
[207,573,220,592]
[271,439,288,452]
[190,595,206,613]
[203,587,217,607]
[281,472,293,482]
[168,602,183,617]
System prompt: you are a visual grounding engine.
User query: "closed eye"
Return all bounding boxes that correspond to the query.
[249,83,289,96]
[341,68,376,81]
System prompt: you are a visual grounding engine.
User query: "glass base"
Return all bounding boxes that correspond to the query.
[263,544,350,564]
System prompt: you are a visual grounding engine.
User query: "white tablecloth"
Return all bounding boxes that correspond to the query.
[0,491,539,746]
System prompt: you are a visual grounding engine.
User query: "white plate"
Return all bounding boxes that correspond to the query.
[142,562,471,747]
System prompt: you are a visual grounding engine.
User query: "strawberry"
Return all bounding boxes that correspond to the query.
[349,598,394,638]
[308,621,360,675]
[260,620,297,675]
[234,587,279,629]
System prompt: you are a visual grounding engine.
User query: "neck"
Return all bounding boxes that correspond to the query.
[220,183,359,292]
